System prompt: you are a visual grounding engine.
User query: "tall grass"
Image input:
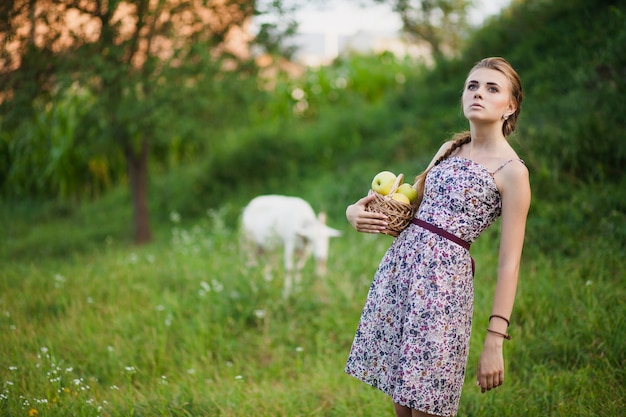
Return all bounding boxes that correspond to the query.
[1,201,624,416]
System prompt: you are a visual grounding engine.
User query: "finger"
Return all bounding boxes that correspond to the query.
[478,376,488,393]
[485,375,495,391]
[359,194,378,205]
[491,369,503,387]
[362,225,388,234]
[364,213,388,222]
[357,220,386,233]
[477,371,484,392]
[359,216,388,228]
[485,378,493,391]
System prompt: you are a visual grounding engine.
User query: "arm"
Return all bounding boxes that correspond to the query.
[477,160,531,393]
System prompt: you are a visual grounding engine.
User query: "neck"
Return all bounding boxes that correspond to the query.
[465,124,509,157]
[469,123,506,146]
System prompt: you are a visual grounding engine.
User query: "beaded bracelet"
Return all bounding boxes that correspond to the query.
[489,314,510,327]
[487,328,512,340]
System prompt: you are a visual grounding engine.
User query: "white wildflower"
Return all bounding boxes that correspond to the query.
[170,211,181,223]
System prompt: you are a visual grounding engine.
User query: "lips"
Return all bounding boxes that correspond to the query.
[470,103,483,109]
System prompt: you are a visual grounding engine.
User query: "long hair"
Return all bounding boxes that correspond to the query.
[412,57,523,206]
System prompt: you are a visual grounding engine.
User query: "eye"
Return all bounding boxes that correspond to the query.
[467,83,477,91]
[488,86,499,93]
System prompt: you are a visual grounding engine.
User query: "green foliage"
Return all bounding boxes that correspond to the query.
[1,86,124,199]
[526,177,626,256]
[0,0,294,208]
[258,52,422,122]
[152,52,426,220]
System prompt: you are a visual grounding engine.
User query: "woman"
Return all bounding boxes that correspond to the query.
[345,57,531,417]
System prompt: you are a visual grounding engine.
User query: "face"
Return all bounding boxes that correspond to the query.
[462,68,515,125]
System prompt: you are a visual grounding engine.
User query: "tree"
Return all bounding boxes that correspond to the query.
[372,0,473,63]
[0,0,296,243]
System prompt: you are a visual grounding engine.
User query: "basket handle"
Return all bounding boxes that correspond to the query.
[385,173,404,198]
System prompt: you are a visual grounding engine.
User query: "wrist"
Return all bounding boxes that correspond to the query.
[484,331,506,348]
[486,328,511,341]
[487,314,511,341]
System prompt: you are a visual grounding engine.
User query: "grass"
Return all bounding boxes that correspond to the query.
[1,198,624,417]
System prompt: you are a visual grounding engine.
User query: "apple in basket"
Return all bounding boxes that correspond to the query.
[396,183,418,204]
[371,171,397,195]
[367,171,416,237]
[391,192,411,204]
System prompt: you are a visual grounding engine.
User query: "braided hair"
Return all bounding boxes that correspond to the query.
[413,132,471,206]
[412,57,523,206]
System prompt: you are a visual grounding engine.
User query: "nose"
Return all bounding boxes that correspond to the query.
[473,90,482,99]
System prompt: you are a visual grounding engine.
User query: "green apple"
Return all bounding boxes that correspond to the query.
[371,171,397,195]
[396,183,418,204]
[391,192,411,204]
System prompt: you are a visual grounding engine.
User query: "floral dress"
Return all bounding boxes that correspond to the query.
[345,156,521,416]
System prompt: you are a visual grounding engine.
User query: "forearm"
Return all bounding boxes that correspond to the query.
[487,263,519,333]
[476,264,519,393]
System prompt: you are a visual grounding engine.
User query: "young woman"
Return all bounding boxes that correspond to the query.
[345,57,531,417]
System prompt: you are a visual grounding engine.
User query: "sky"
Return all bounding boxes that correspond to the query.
[294,0,512,36]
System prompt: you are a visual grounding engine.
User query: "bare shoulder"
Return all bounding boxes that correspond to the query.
[493,144,529,178]
[498,158,530,198]
[503,158,529,177]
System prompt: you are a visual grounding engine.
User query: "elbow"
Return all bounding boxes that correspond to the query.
[497,262,520,282]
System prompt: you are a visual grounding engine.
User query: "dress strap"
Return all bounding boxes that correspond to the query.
[491,158,525,175]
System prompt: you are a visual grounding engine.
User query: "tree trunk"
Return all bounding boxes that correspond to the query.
[125,138,152,244]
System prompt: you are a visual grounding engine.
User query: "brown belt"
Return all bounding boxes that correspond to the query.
[411,218,471,250]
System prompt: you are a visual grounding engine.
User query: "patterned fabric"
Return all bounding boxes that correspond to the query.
[346,157,520,416]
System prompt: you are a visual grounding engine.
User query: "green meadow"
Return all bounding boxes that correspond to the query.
[1,188,624,416]
[1,0,625,416]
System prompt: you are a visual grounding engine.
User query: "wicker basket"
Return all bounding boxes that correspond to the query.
[365,173,418,237]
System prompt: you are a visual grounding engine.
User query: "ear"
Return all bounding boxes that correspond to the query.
[326,226,342,238]
[506,101,516,117]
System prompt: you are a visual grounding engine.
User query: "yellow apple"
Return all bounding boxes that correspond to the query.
[371,171,397,195]
[391,192,411,204]
[396,183,418,204]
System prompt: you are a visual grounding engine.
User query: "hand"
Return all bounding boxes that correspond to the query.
[476,335,505,393]
[346,194,388,233]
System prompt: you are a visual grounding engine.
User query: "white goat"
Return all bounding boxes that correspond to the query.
[241,195,342,297]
